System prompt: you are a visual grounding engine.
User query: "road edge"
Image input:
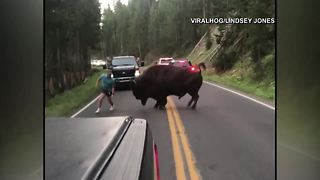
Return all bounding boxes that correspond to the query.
[204,81,275,110]
[70,95,100,118]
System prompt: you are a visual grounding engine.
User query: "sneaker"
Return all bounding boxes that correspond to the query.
[109,106,114,111]
[95,108,101,113]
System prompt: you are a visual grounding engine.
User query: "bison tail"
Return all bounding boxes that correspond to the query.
[198,62,206,72]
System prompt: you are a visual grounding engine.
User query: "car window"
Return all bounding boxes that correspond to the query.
[173,61,190,67]
[160,59,172,63]
[112,58,138,66]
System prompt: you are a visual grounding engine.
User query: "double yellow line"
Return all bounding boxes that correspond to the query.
[166,97,201,180]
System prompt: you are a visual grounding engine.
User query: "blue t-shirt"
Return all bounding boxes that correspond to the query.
[99,74,115,91]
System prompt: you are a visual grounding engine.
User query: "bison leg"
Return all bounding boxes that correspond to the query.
[187,97,194,107]
[159,98,167,110]
[191,94,199,109]
[154,101,160,109]
[154,98,166,109]
[141,98,148,106]
[178,92,186,99]
[187,91,200,109]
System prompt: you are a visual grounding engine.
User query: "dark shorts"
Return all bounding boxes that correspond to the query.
[102,89,112,97]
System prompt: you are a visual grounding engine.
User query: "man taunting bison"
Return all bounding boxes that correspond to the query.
[131,62,206,109]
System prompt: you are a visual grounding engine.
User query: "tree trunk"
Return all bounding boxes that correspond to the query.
[138,38,142,58]
[76,31,80,83]
[56,28,64,92]
[203,0,206,18]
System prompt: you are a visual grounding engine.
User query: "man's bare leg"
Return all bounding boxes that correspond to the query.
[96,93,106,113]
[107,96,114,111]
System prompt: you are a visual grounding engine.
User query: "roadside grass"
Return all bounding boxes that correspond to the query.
[201,54,275,101]
[193,49,211,64]
[45,69,103,117]
[203,69,275,101]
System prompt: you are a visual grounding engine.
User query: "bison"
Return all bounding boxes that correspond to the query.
[131,63,206,109]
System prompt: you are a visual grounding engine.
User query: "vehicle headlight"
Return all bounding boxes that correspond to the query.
[135,70,140,77]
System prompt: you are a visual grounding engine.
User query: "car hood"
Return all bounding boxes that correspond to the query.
[45,116,146,180]
[45,116,136,180]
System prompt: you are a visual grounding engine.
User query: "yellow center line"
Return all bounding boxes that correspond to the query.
[166,97,201,180]
[166,102,187,180]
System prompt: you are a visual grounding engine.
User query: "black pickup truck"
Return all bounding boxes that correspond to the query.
[110,56,142,86]
[45,116,159,180]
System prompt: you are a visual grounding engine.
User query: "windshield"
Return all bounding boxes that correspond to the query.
[173,60,190,67]
[112,58,137,66]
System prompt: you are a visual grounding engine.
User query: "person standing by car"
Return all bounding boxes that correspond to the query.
[137,57,140,64]
[95,69,115,113]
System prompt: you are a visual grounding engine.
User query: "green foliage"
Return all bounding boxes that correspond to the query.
[189,0,275,100]
[101,0,207,59]
[203,52,275,100]
[45,69,103,117]
[261,50,275,82]
[203,71,275,100]
[45,0,101,97]
[213,49,237,72]
[242,0,275,63]
[207,0,274,83]
[205,30,212,50]
[45,0,275,98]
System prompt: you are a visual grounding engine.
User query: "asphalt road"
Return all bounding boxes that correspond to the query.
[72,81,277,180]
